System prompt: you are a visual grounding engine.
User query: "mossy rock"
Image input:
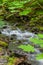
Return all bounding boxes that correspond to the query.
[0,41,8,47]
[0,47,3,51]
[7,57,18,65]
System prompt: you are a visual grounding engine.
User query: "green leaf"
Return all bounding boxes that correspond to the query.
[36,53,43,60]
[18,44,35,52]
[38,34,43,39]
[0,20,6,28]
[19,8,32,15]
[36,10,43,15]
[30,38,43,48]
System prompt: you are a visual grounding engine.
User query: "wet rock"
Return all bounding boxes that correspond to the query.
[0,47,5,56]
[18,62,31,65]
[14,57,24,65]
[39,48,43,52]
[0,58,7,65]
[0,31,1,34]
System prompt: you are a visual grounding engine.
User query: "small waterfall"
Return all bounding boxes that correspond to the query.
[38,59,43,65]
[35,49,40,53]
[1,27,43,65]
[1,28,36,40]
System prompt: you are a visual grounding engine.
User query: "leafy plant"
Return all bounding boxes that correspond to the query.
[36,53,43,60]
[18,44,35,52]
[38,34,43,39]
[30,38,43,48]
[19,8,32,15]
[0,20,6,28]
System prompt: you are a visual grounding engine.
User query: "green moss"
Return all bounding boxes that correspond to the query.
[0,47,3,51]
[0,41,8,47]
[39,27,43,31]
[7,57,17,65]
[36,53,43,60]
[18,44,35,52]
[30,38,43,48]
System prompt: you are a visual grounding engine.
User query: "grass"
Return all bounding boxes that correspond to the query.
[18,44,35,52]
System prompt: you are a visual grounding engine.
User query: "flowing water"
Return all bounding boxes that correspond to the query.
[0,25,43,65]
[1,28,36,40]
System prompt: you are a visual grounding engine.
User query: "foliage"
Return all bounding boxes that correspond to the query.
[30,37,43,48]
[18,44,35,52]
[19,8,32,15]
[0,0,43,32]
[0,1,43,24]
[36,53,43,60]
[0,20,6,28]
[38,34,43,39]
[30,34,43,48]
[0,0,43,65]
